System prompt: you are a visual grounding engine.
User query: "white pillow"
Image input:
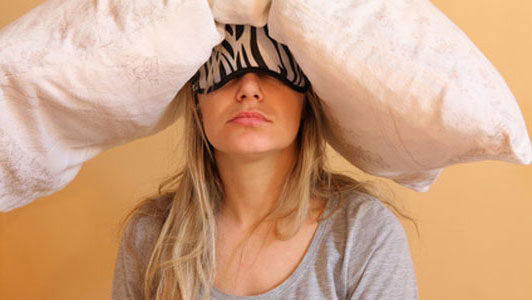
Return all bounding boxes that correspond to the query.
[265,0,532,191]
[0,0,225,212]
[209,0,270,27]
[2,0,531,212]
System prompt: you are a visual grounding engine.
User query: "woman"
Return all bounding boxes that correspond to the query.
[111,24,418,300]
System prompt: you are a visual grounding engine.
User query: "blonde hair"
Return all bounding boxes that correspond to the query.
[118,46,418,300]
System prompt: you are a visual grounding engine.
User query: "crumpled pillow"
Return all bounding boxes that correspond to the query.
[265,0,532,191]
[1,0,531,212]
[0,0,227,212]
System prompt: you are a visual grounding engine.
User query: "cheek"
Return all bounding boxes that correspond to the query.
[288,97,305,125]
[199,105,232,150]
[279,99,305,139]
[200,108,220,141]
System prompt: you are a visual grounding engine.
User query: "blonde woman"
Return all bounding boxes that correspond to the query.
[111,24,418,300]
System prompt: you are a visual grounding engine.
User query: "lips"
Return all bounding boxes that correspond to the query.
[228,111,271,123]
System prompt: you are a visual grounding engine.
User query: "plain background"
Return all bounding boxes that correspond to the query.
[1,1,531,299]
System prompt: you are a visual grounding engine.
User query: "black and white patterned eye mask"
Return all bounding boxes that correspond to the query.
[191,24,310,94]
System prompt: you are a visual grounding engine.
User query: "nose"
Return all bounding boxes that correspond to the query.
[235,72,264,102]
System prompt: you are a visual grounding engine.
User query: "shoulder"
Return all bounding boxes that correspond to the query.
[112,194,172,299]
[122,214,163,252]
[332,189,401,225]
[333,190,418,299]
[335,190,414,276]
[326,189,409,248]
[119,193,173,259]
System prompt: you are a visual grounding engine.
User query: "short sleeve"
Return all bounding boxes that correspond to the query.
[111,216,161,300]
[346,197,418,300]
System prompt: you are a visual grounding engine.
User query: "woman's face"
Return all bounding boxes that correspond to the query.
[196,71,306,156]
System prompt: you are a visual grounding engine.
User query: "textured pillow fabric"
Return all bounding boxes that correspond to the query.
[1,0,531,212]
[209,0,271,27]
[0,0,225,212]
[266,0,532,191]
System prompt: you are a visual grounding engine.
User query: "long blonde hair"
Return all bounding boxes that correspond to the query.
[118,49,418,300]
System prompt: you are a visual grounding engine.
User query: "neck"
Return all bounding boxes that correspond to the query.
[214,143,297,230]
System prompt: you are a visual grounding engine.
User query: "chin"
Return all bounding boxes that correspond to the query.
[214,141,287,156]
[211,133,295,156]
[228,144,277,155]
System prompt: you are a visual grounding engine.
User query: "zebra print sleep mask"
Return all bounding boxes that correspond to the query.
[191,24,310,94]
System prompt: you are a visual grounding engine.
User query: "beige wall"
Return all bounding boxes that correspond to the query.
[1,1,531,299]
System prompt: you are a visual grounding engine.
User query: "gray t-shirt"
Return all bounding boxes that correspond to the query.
[111,190,418,299]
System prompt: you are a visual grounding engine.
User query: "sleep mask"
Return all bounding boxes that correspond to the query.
[191,24,310,94]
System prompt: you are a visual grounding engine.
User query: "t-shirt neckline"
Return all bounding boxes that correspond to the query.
[210,193,338,300]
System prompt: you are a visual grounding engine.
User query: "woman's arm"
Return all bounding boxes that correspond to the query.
[112,233,144,300]
[347,200,418,300]
[111,216,161,300]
